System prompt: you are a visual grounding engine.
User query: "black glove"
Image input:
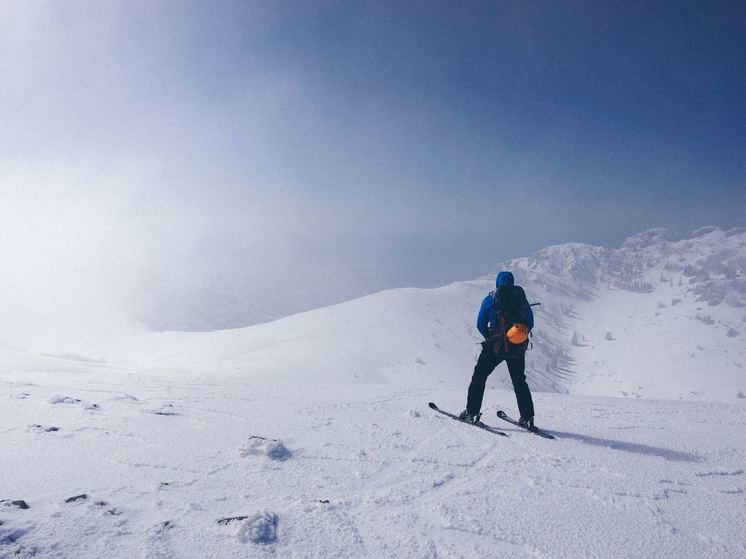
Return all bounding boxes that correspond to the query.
[481,332,499,349]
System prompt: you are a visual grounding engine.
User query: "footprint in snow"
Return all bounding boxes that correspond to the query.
[81,498,123,516]
[49,396,82,405]
[29,424,60,433]
[0,527,27,545]
[145,519,176,559]
[48,396,100,411]
[152,403,178,416]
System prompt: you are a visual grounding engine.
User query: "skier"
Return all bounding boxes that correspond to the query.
[459,271,536,429]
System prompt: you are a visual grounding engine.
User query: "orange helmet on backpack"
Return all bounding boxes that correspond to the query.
[506,323,529,344]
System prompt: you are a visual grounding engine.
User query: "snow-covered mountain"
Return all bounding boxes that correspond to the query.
[63,226,746,403]
[508,226,746,402]
[2,226,745,558]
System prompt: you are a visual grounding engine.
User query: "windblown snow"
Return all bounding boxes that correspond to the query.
[1,227,745,558]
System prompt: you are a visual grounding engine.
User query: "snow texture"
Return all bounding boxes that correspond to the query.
[1,227,745,558]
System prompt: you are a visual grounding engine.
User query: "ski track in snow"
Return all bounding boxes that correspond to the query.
[2,368,745,558]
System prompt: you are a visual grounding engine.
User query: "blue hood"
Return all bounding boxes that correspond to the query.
[496,271,514,288]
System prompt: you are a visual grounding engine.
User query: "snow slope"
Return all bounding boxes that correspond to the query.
[2,226,745,557]
[1,368,745,558]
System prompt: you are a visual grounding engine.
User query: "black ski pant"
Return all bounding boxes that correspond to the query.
[466,346,534,420]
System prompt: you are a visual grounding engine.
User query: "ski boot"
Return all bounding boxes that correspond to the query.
[519,417,535,430]
[458,410,482,424]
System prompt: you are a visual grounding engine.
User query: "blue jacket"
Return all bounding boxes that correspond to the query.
[476,271,534,338]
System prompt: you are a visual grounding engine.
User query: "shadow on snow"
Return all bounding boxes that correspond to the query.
[548,430,702,462]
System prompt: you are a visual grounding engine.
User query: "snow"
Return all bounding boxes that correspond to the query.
[2,371,744,558]
[1,227,745,557]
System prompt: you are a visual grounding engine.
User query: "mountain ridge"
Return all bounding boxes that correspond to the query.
[64,226,746,404]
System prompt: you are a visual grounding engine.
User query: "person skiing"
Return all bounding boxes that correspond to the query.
[459,271,536,429]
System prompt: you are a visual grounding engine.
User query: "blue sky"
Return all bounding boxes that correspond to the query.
[1,1,744,334]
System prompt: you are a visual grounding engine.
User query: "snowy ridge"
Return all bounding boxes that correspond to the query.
[506,227,746,402]
[75,226,746,403]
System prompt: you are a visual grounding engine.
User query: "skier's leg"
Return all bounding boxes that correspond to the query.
[506,354,534,420]
[466,347,501,415]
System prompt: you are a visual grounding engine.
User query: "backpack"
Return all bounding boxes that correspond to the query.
[490,285,529,355]
[492,285,528,327]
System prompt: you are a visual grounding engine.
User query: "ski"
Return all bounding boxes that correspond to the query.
[496,410,555,439]
[428,402,508,436]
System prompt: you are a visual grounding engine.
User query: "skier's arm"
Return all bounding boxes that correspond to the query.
[522,293,534,330]
[476,295,492,338]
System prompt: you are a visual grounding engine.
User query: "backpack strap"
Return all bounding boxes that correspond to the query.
[499,316,508,353]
